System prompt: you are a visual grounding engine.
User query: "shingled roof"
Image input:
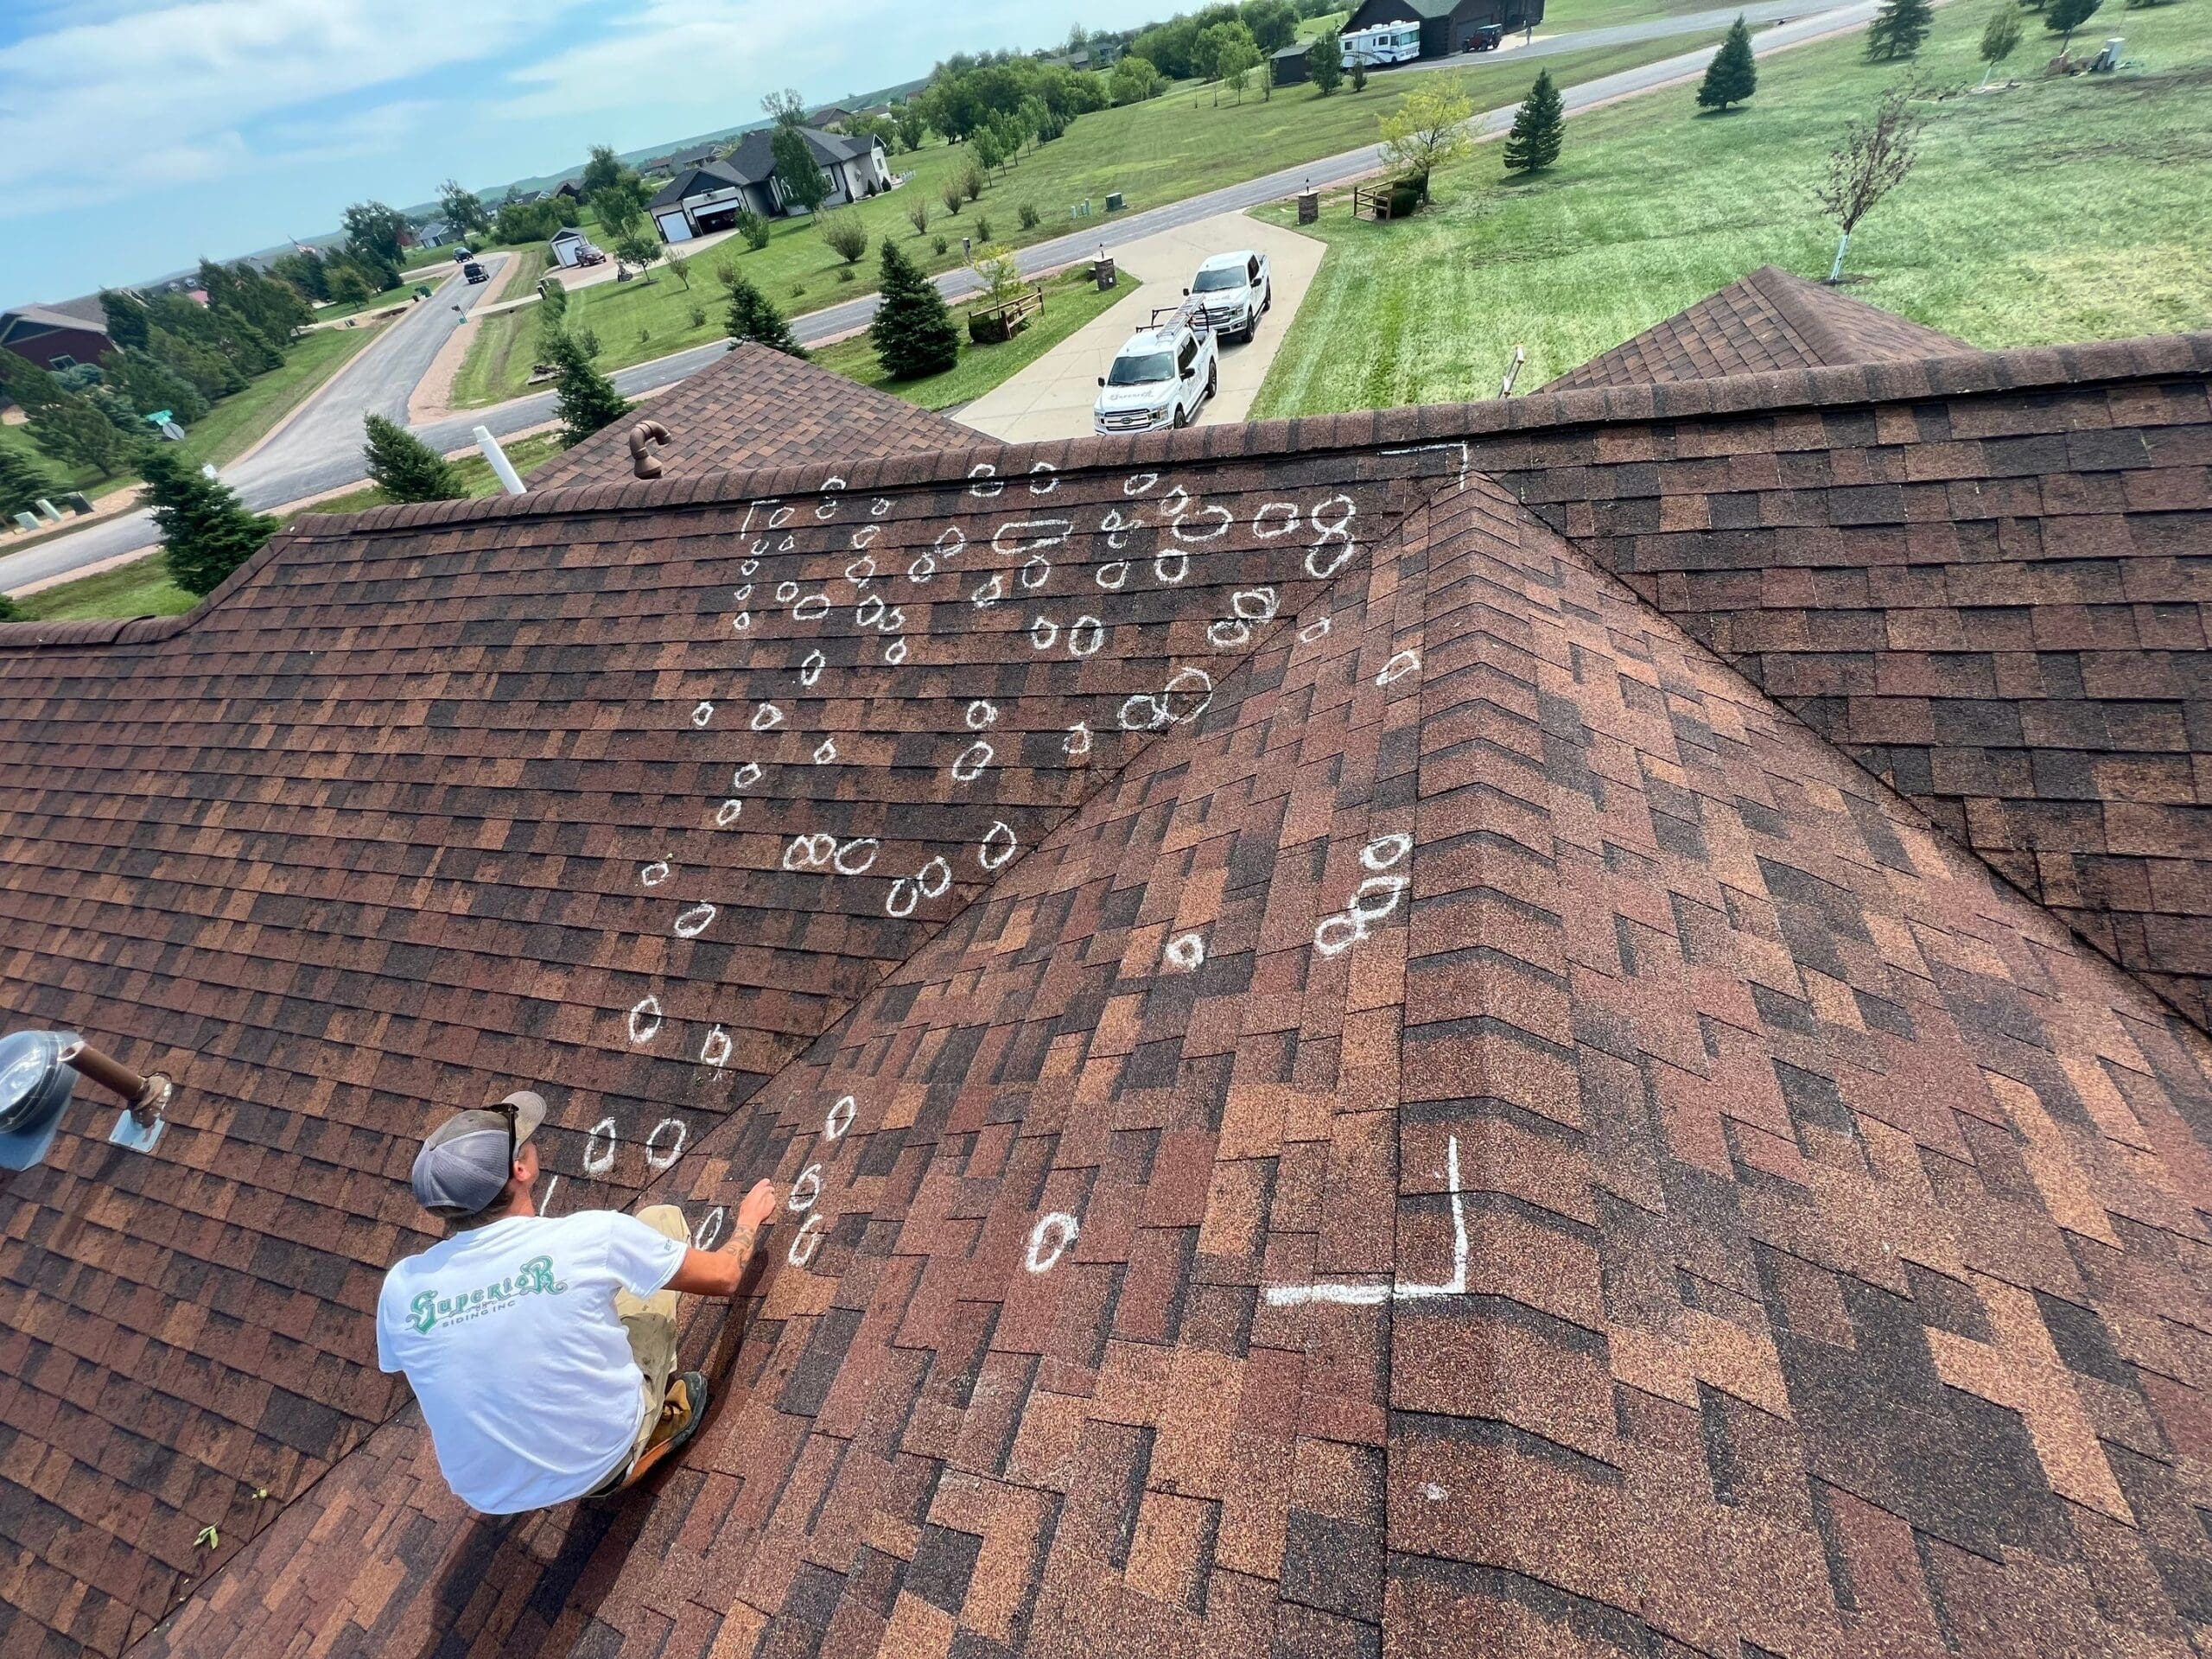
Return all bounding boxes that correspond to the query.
[1544,265,1968,392]
[0,282,2207,1659]
[526,341,967,491]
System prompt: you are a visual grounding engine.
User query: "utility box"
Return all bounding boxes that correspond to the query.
[1298,192,1319,225]
[1094,257,1117,291]
[1105,191,1125,212]
[2092,37,2122,69]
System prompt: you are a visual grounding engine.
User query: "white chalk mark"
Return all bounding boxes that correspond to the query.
[1068,615,1104,658]
[739,559,759,576]
[971,574,1005,609]
[917,855,951,898]
[908,552,938,583]
[994,520,1073,558]
[540,1175,562,1216]
[870,497,893,518]
[715,799,745,827]
[846,550,879,579]
[980,820,1018,871]
[583,1118,619,1175]
[1124,473,1160,496]
[768,505,795,530]
[1376,649,1421,688]
[1264,1137,1467,1306]
[969,464,1003,498]
[694,1206,726,1250]
[628,997,663,1046]
[787,1211,827,1267]
[1029,462,1058,494]
[1381,441,1471,494]
[789,1164,823,1212]
[1172,502,1233,543]
[1362,834,1413,873]
[639,861,671,888]
[824,1095,856,1140]
[884,638,909,665]
[800,650,827,687]
[966,700,999,730]
[701,1026,733,1069]
[785,833,836,870]
[751,702,785,732]
[952,740,994,783]
[1030,615,1060,652]
[857,594,887,629]
[673,901,717,938]
[732,760,764,790]
[832,838,879,875]
[1026,1213,1079,1274]
[645,1118,686,1170]
[813,739,839,766]
[734,583,754,603]
[1299,616,1333,644]
[1064,723,1092,758]
[1154,550,1189,585]
[1096,560,1129,590]
[1165,932,1205,971]
[690,702,715,728]
[1252,502,1300,540]
[792,593,830,622]
[1307,494,1358,578]
[731,610,753,634]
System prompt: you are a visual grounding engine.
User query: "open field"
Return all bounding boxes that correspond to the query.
[1253,1,2212,416]
[451,30,1730,407]
[812,268,1141,410]
[14,429,573,623]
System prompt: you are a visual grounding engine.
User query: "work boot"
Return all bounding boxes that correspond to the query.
[615,1371,709,1491]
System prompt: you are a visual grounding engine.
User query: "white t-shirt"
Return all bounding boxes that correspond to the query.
[377,1211,688,1514]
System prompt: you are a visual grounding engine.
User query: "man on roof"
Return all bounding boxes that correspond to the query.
[377,1090,779,1513]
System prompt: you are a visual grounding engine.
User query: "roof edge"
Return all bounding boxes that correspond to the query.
[3,329,2204,657]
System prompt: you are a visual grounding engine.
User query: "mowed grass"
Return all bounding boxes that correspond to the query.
[811,268,1141,409]
[451,30,1730,408]
[14,429,575,622]
[1252,3,2212,416]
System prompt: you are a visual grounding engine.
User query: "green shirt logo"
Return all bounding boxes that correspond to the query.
[408,1254,567,1334]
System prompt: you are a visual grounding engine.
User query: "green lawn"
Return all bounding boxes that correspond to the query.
[15,429,575,623]
[812,268,1141,409]
[1297,11,1349,41]
[450,32,1729,408]
[1253,3,2212,417]
[175,324,384,468]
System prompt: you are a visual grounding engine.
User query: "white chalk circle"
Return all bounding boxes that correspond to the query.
[1252,502,1300,540]
[800,650,827,687]
[966,699,999,730]
[971,574,1005,609]
[740,559,759,575]
[751,702,785,732]
[1165,932,1205,971]
[884,638,909,665]
[1030,616,1060,652]
[908,552,938,583]
[832,838,879,875]
[583,1118,619,1175]
[1124,473,1160,496]
[731,610,753,634]
[777,580,801,603]
[814,739,839,766]
[1064,723,1093,758]
[1068,616,1104,658]
[980,820,1018,871]
[1362,834,1413,872]
[952,741,994,782]
[645,1117,687,1171]
[672,901,718,938]
[1376,650,1421,688]
[847,550,879,580]
[639,860,671,887]
[628,997,663,1046]
[715,799,745,827]
[694,1206,726,1249]
[1096,560,1130,590]
[969,464,1003,497]
[1029,462,1058,494]
[732,760,764,790]
[1154,550,1190,586]
[690,702,715,728]
[792,593,830,623]
[1025,1212,1079,1274]
[917,855,951,898]
[1020,553,1053,590]
[825,1095,857,1140]
[1172,502,1233,543]
[768,505,796,529]
[870,497,893,518]
[1299,616,1333,644]
[700,1025,734,1069]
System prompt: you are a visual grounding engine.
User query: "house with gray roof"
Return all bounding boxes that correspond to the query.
[647,125,892,242]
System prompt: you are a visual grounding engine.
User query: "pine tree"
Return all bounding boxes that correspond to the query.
[1866,0,1933,60]
[0,592,22,624]
[362,414,461,503]
[1503,70,1566,173]
[29,397,144,479]
[720,268,808,358]
[0,447,57,519]
[111,349,210,424]
[1698,16,1759,110]
[869,240,960,380]
[142,450,279,597]
[543,329,632,445]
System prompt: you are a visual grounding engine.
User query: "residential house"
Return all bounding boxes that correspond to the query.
[0,297,112,371]
[809,105,857,131]
[648,126,892,241]
[416,219,454,249]
[1341,0,1543,57]
[547,227,602,269]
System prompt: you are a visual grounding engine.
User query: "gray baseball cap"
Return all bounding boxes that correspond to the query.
[410,1090,547,1217]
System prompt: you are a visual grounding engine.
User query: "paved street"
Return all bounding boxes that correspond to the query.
[2,0,1876,596]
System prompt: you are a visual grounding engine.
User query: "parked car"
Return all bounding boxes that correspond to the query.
[462,261,489,284]
[1186,251,1272,345]
[1094,308,1218,435]
[1464,23,1503,50]
[451,247,474,264]
[572,245,608,268]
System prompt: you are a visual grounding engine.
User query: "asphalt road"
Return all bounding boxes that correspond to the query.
[3,0,1876,595]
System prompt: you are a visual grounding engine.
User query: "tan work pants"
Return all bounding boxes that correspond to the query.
[615,1204,687,1465]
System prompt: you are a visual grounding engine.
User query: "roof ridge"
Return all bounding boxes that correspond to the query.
[1747,262,1965,364]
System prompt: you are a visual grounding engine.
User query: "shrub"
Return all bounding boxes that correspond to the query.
[690,303,708,327]
[975,215,994,242]
[963,163,987,202]
[1019,202,1040,231]
[907,197,930,235]
[361,413,459,503]
[871,239,960,379]
[941,179,965,215]
[817,209,869,264]
[933,234,950,255]
[838,267,855,283]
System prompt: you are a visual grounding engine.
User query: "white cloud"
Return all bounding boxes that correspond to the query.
[0,0,580,218]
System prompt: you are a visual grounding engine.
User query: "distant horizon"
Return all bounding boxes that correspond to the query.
[0,0,1158,309]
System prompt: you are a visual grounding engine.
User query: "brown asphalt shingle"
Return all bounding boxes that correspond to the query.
[0,288,2204,1659]
[525,340,967,490]
[1543,264,1969,392]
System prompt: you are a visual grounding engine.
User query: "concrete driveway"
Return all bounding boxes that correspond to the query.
[956,213,1325,444]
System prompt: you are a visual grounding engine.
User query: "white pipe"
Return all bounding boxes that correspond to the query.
[474,426,526,495]
[1827,230,1851,284]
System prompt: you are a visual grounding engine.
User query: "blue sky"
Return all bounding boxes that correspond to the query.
[0,0,1160,307]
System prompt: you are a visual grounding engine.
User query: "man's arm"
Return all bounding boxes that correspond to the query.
[665,1179,779,1299]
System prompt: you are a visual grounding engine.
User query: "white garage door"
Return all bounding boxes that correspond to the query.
[655,211,694,244]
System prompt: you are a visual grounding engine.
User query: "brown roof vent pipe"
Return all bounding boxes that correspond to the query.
[59,1040,172,1153]
[628,420,671,480]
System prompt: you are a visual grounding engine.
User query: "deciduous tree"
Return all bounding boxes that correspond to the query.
[1503,69,1565,173]
[870,239,960,379]
[340,200,409,270]
[438,179,492,237]
[772,126,831,214]
[1979,3,2023,81]
[1382,79,1476,196]
[1697,16,1758,110]
[362,414,461,502]
[143,450,277,596]
[1219,36,1264,102]
[762,87,809,129]
[1308,34,1345,94]
[1815,86,1922,280]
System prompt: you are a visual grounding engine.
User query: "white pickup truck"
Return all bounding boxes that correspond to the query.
[1186,250,1272,344]
[1094,307,1219,435]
